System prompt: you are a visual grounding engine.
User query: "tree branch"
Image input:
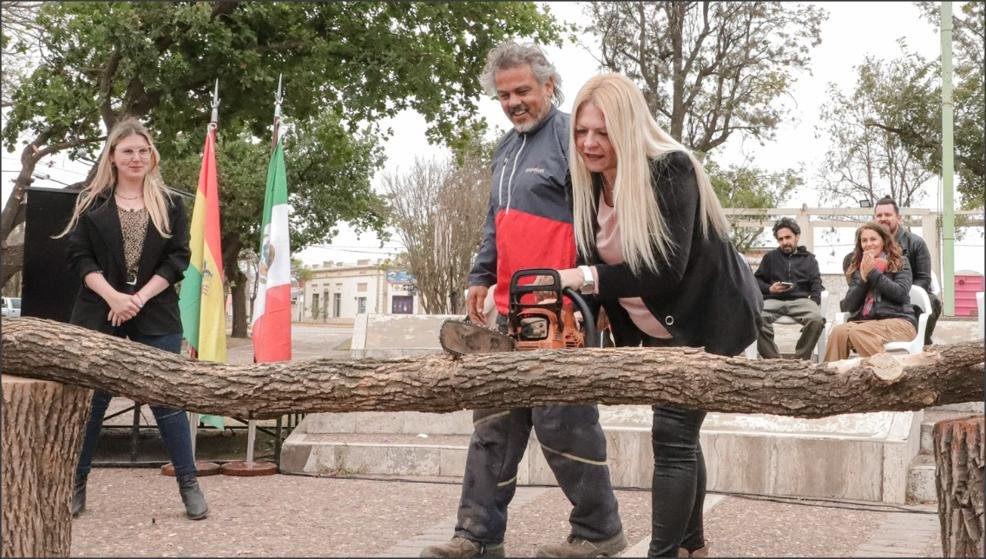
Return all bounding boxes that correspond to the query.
[2,317,982,420]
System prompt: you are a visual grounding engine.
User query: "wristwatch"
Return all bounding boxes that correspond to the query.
[578,265,596,294]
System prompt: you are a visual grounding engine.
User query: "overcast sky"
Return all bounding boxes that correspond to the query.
[297,1,982,275]
[3,2,981,274]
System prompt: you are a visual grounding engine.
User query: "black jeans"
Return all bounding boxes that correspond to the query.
[626,330,707,557]
[75,331,197,478]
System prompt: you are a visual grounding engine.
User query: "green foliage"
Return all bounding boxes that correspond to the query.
[706,159,801,252]
[821,1,985,209]
[816,49,938,208]
[586,1,826,153]
[160,114,386,260]
[3,1,562,156]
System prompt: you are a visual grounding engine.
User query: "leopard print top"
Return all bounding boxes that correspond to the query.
[117,206,148,282]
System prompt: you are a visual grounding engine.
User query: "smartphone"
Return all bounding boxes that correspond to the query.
[779,282,794,289]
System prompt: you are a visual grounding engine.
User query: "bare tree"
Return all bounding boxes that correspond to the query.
[384,152,488,314]
[816,52,937,207]
[586,1,825,153]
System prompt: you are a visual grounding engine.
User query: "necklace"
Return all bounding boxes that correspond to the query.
[115,191,142,201]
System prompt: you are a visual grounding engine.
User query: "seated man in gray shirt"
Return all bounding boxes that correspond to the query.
[754,218,825,360]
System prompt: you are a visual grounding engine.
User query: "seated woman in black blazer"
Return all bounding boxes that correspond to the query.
[57,117,208,520]
[824,222,916,360]
[548,73,761,557]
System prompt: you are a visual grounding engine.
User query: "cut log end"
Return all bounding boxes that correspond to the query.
[867,353,904,383]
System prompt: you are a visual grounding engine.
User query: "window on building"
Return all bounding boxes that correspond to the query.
[392,295,413,314]
[357,282,368,292]
[333,293,341,318]
[311,293,320,318]
[356,297,367,314]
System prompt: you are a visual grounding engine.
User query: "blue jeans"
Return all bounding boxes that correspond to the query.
[75,331,197,477]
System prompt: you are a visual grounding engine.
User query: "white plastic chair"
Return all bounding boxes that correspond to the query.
[831,285,930,355]
[745,290,829,361]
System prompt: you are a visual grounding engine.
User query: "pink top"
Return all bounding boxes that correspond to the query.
[594,199,671,339]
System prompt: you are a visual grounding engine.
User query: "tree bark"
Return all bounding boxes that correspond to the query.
[934,415,985,557]
[1,242,25,288]
[2,317,982,420]
[1,375,92,558]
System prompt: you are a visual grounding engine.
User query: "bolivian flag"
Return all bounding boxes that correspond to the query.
[251,138,292,362]
[179,125,228,364]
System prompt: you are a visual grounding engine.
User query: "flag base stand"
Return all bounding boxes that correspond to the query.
[161,461,222,477]
[220,461,278,476]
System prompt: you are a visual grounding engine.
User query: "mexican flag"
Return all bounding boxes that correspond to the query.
[251,138,292,362]
[178,125,227,430]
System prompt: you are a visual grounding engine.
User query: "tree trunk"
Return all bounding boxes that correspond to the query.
[230,265,248,338]
[2,317,982,420]
[934,415,985,557]
[1,242,25,289]
[222,236,247,338]
[1,375,92,558]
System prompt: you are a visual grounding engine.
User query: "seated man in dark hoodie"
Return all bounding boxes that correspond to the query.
[754,217,825,360]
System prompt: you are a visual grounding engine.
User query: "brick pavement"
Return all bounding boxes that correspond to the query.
[69,470,947,557]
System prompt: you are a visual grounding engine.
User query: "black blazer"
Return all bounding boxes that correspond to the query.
[582,151,763,357]
[66,192,190,335]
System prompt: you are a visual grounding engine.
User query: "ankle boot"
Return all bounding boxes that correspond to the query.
[176,473,208,520]
[71,473,87,518]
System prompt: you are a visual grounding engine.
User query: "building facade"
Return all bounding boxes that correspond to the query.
[297,260,421,323]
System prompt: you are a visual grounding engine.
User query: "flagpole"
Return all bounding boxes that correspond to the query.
[245,73,283,464]
[222,75,281,477]
[167,79,224,478]
[189,80,221,459]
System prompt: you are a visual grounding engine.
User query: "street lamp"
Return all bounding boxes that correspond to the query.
[858,199,873,208]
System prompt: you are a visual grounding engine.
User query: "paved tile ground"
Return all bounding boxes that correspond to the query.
[69,469,945,557]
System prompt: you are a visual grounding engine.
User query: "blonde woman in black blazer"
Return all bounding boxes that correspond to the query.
[551,74,761,558]
[58,117,208,520]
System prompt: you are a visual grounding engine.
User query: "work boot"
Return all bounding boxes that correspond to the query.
[176,473,208,520]
[70,473,87,518]
[535,530,628,557]
[420,536,505,558]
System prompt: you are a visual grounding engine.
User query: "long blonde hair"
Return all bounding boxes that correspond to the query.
[570,73,729,275]
[56,117,172,238]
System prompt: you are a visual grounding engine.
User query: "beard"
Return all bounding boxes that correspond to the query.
[510,98,552,133]
[779,244,795,254]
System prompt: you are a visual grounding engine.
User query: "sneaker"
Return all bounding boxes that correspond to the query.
[535,530,628,557]
[420,536,506,558]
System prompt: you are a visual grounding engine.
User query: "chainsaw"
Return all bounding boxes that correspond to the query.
[439,268,597,357]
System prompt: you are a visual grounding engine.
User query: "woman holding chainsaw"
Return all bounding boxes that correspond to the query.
[551,73,762,558]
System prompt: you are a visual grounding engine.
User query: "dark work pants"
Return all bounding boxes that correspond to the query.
[453,405,623,545]
[75,331,197,478]
[453,314,622,545]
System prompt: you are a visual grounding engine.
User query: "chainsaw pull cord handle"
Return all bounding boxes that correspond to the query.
[562,287,597,348]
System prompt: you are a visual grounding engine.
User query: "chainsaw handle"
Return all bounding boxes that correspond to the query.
[562,287,597,347]
[509,268,562,299]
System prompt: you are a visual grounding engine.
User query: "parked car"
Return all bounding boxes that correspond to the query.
[1,297,21,318]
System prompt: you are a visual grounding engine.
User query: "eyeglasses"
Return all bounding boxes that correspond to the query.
[116,147,152,161]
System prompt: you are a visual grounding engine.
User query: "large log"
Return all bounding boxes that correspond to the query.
[934,415,985,557]
[2,317,983,419]
[1,375,91,557]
